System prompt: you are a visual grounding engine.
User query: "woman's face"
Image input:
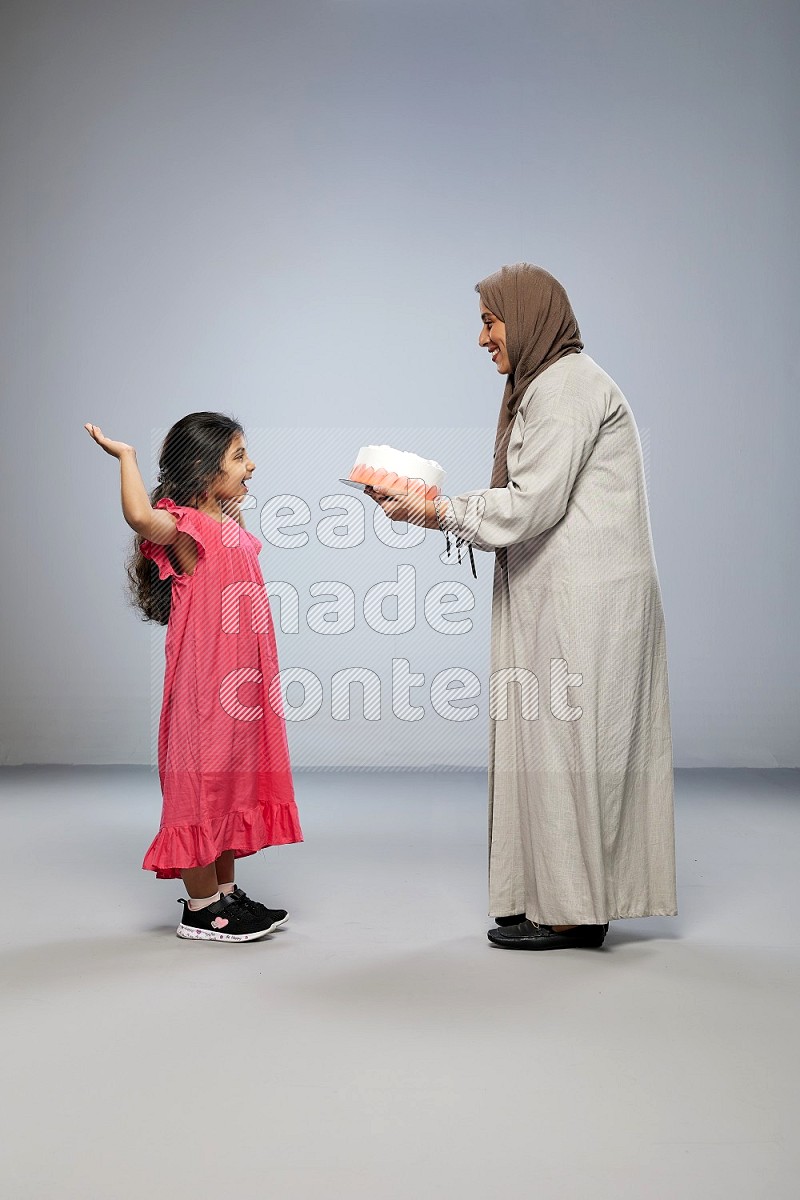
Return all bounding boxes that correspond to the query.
[478,305,511,374]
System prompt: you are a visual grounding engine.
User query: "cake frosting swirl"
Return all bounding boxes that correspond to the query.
[348,445,445,497]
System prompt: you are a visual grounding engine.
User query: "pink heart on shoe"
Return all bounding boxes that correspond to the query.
[211,917,229,929]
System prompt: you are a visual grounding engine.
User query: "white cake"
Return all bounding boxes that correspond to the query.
[348,444,445,498]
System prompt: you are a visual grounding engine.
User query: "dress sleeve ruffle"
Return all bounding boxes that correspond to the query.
[140,497,209,581]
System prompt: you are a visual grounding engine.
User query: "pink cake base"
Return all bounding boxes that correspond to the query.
[349,464,441,498]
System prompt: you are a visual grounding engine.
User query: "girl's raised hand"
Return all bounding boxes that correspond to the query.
[84,422,134,459]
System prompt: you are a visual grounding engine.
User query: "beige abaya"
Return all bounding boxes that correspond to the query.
[439,349,677,925]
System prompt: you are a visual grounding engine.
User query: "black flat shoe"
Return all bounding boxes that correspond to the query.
[494,913,526,927]
[487,919,609,951]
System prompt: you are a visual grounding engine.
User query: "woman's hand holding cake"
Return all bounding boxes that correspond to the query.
[365,485,444,528]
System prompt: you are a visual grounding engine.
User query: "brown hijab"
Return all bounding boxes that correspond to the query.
[477,263,584,493]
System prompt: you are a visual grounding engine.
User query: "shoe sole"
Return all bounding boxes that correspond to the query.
[487,936,606,951]
[264,914,289,932]
[176,922,273,942]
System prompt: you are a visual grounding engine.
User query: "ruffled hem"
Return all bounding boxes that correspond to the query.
[142,803,303,879]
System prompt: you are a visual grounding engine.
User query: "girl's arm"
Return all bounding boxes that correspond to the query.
[84,423,179,545]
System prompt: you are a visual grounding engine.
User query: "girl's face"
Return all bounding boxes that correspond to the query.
[478,305,511,374]
[212,432,255,501]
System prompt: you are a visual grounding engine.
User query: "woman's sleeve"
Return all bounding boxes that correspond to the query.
[435,397,601,552]
[139,498,209,580]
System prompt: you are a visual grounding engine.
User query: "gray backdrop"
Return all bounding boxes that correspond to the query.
[1,0,797,768]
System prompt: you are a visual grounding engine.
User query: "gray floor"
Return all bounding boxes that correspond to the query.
[1,767,798,1199]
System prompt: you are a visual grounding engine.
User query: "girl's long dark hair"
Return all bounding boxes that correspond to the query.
[126,412,243,625]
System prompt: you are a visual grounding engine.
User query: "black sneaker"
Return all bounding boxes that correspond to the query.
[176,893,275,942]
[229,885,289,932]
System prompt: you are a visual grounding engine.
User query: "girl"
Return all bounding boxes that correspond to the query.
[85,411,303,942]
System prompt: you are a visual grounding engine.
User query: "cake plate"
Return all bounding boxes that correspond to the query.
[338,478,416,494]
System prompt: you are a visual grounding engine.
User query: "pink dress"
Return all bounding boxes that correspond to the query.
[140,497,302,879]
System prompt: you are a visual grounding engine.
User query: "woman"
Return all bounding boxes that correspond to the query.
[368,263,677,951]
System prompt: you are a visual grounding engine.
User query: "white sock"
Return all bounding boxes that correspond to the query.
[187,891,221,912]
[218,881,236,896]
